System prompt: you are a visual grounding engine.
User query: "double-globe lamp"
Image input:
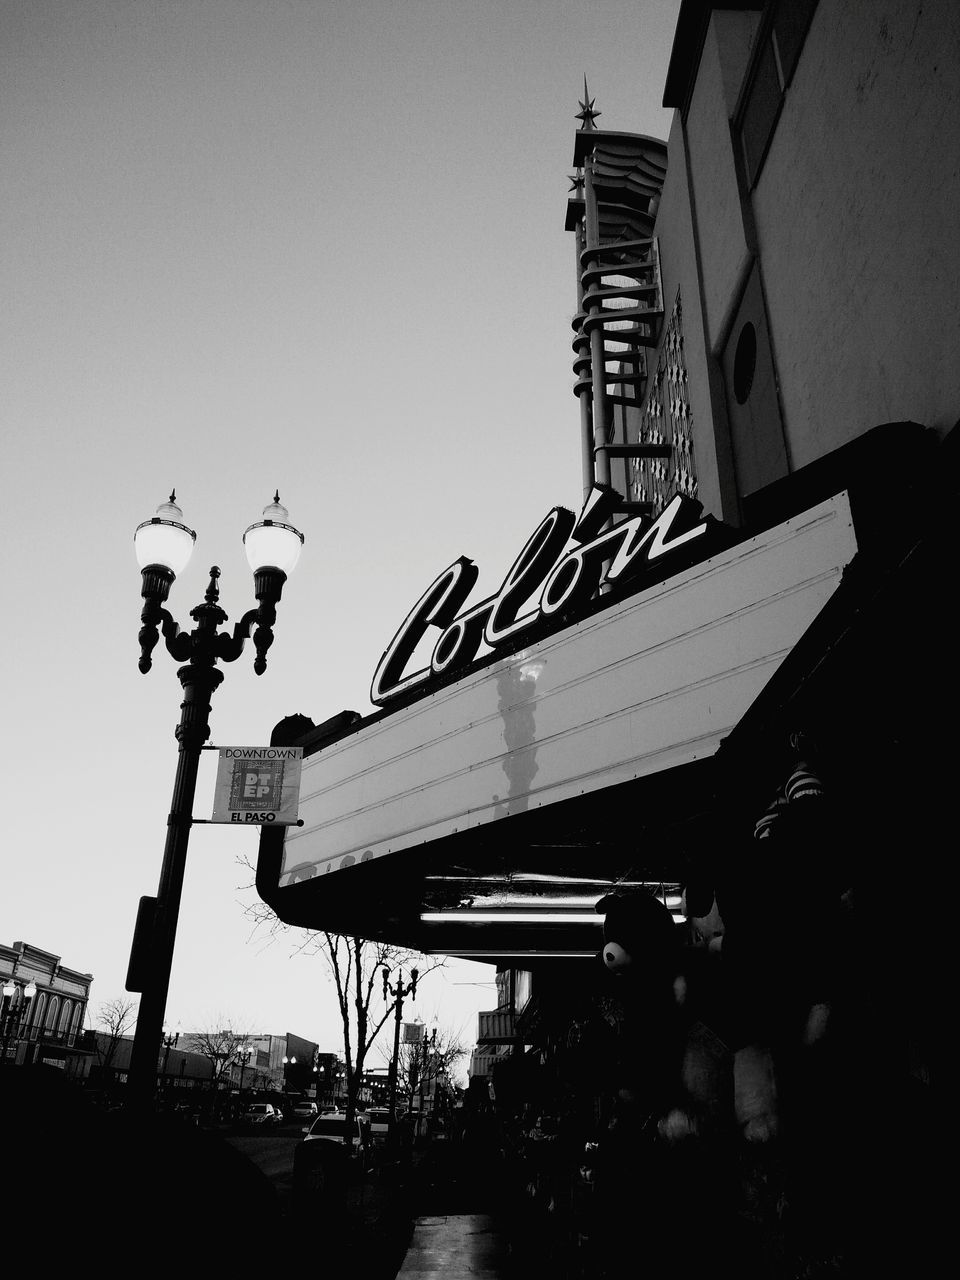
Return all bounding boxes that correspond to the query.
[125,493,304,1111]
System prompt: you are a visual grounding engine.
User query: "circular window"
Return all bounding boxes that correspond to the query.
[733,322,757,404]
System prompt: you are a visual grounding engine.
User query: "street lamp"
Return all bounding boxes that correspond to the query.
[125,492,304,1111]
[235,1044,254,1103]
[161,1030,180,1097]
[1,980,36,1061]
[419,1024,438,1123]
[1,981,15,1060]
[282,1053,297,1094]
[20,981,37,1057]
[436,1061,448,1121]
[381,965,418,1128]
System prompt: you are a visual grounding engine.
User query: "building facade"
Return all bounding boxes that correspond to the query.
[1,940,94,1077]
[89,1031,214,1097]
[574,0,959,529]
[257,2,952,1273]
[177,1028,320,1095]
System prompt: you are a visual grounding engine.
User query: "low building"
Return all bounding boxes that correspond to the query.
[176,1029,320,1095]
[89,1031,214,1098]
[1,940,94,1078]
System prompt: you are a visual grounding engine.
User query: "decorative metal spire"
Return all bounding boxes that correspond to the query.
[568,169,585,196]
[575,76,601,130]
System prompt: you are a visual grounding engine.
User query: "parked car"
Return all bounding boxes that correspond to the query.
[365,1107,391,1144]
[243,1102,281,1128]
[293,1115,363,1205]
[291,1101,318,1120]
[300,1112,367,1157]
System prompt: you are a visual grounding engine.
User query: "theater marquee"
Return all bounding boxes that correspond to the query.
[279,491,858,887]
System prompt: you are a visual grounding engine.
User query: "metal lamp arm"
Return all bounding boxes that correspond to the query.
[216,569,286,674]
[160,610,192,663]
[138,562,286,677]
[140,602,190,672]
[217,608,262,664]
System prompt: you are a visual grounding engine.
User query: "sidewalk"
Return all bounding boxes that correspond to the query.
[389,1135,521,1280]
[395,1214,509,1280]
[282,1146,425,1274]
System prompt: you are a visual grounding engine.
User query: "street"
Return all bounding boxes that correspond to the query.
[224,1121,415,1274]
[225,1126,302,1211]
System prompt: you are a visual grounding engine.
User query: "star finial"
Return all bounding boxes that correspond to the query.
[575,76,601,130]
[568,169,585,196]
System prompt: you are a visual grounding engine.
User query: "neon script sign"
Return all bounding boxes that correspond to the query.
[371,485,724,705]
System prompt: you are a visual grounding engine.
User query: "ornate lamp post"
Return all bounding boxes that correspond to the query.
[334,1065,346,1106]
[381,965,418,1128]
[235,1044,254,1105]
[125,492,304,1110]
[1,980,36,1062]
[282,1052,298,1099]
[161,1030,180,1098]
[419,1024,437,1125]
[435,1061,448,1124]
[1,980,16,1060]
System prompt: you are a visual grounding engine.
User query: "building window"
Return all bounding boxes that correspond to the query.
[739,35,782,186]
[45,996,59,1031]
[735,0,819,188]
[773,0,819,85]
[733,322,758,404]
[631,290,697,513]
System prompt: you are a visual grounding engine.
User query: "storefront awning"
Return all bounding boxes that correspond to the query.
[477,1010,520,1045]
[257,485,860,961]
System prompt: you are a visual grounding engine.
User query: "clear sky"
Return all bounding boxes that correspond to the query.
[1,0,681,1075]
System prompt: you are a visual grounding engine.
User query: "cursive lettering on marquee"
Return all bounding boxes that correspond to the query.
[370,486,716,705]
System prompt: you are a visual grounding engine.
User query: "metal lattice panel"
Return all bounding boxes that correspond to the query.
[631,291,698,512]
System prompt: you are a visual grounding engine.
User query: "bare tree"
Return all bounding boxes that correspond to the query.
[95,997,138,1074]
[242,879,444,1135]
[393,1024,467,1119]
[317,932,444,1122]
[180,1026,251,1110]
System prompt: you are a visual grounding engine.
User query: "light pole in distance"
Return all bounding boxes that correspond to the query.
[235,1044,254,1107]
[381,965,418,1129]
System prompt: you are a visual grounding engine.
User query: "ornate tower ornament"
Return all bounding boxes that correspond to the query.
[575,76,601,130]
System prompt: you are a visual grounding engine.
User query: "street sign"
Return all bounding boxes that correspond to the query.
[211,746,303,826]
[402,1022,424,1044]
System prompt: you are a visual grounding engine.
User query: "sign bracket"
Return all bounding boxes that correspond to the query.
[191,817,304,826]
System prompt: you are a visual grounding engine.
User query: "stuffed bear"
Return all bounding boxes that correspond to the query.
[681,733,843,1143]
[595,890,698,1140]
[594,890,742,1278]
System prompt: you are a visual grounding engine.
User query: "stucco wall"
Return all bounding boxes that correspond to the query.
[651,114,732,522]
[753,0,960,465]
[685,10,759,350]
